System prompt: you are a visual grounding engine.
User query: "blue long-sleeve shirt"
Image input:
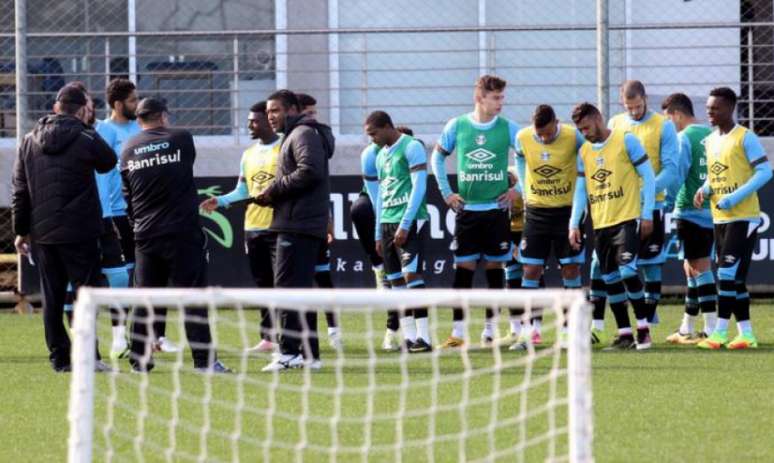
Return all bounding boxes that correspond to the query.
[702,128,772,223]
[570,132,656,228]
[431,114,520,211]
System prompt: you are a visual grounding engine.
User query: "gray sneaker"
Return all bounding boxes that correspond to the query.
[194,360,233,374]
[94,360,114,373]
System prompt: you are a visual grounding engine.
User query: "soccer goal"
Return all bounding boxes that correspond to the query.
[68,288,592,463]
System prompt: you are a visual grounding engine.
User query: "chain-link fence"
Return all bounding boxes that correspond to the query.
[1,0,773,296]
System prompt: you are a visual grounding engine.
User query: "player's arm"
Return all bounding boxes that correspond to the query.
[399,141,428,231]
[361,145,380,207]
[655,119,680,198]
[431,118,463,210]
[665,133,692,207]
[86,128,119,174]
[502,121,524,202]
[11,138,32,247]
[119,153,134,225]
[263,128,325,202]
[625,133,656,220]
[207,154,250,212]
[568,152,586,250]
[716,131,773,210]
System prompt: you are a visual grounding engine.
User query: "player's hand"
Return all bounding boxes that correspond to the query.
[253,192,271,206]
[568,228,582,251]
[497,189,517,209]
[445,193,465,213]
[640,219,653,240]
[716,196,732,210]
[693,189,705,209]
[14,235,30,256]
[327,232,334,245]
[199,197,219,213]
[394,228,408,248]
[375,240,383,257]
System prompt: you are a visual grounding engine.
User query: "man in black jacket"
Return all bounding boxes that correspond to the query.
[12,84,116,372]
[120,97,230,373]
[256,90,335,372]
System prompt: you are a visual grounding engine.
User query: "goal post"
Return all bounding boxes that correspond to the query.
[69,288,593,462]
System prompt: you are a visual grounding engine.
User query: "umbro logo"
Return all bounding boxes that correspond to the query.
[620,251,633,261]
[499,241,509,251]
[466,149,497,163]
[648,244,660,252]
[710,161,729,175]
[382,176,398,188]
[591,169,612,183]
[533,164,562,179]
[723,254,736,264]
[251,171,274,185]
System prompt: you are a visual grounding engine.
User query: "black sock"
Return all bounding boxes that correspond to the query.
[622,276,648,321]
[485,268,504,320]
[590,277,607,321]
[606,280,631,330]
[734,282,750,322]
[685,284,700,316]
[717,279,735,320]
[697,278,717,314]
[452,267,475,321]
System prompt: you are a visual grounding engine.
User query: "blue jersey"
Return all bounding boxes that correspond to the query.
[95,119,141,217]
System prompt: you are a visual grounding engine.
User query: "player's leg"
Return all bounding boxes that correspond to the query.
[556,219,585,347]
[34,244,74,371]
[595,225,634,350]
[380,223,410,351]
[500,231,525,348]
[638,210,666,324]
[727,222,760,350]
[399,220,431,352]
[478,209,511,347]
[112,214,136,284]
[314,240,342,349]
[441,210,478,349]
[589,253,607,333]
[129,238,169,372]
[100,219,131,359]
[245,232,278,353]
[516,225,549,348]
[615,221,651,349]
[350,193,388,288]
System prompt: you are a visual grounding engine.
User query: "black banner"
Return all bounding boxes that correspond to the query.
[19,176,774,292]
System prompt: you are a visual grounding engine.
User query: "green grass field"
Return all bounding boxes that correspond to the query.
[2,304,774,462]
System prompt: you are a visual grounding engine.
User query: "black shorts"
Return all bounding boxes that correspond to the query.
[676,219,714,261]
[715,221,759,282]
[593,220,639,276]
[381,221,427,280]
[99,218,125,269]
[245,231,276,288]
[520,206,585,266]
[316,240,332,273]
[112,214,135,265]
[452,208,512,264]
[638,209,666,264]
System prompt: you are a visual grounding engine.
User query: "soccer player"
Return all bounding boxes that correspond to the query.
[497,168,527,347]
[512,104,585,348]
[570,102,656,350]
[604,80,679,326]
[121,97,230,373]
[364,110,432,352]
[200,101,282,353]
[660,93,718,343]
[695,87,772,350]
[431,74,520,349]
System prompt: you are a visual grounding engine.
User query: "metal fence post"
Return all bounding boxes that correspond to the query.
[14,0,27,147]
[596,0,609,119]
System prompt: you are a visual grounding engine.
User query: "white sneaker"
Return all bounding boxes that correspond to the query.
[382,329,401,351]
[246,339,276,354]
[156,337,180,353]
[261,354,304,372]
[110,340,129,360]
[328,333,343,350]
[307,359,322,370]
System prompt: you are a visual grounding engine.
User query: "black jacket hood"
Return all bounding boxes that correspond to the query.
[31,114,86,155]
[284,114,336,159]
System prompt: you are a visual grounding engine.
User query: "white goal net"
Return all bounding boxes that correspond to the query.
[68,288,592,463]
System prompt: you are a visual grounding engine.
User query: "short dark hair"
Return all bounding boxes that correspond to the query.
[68,80,88,94]
[532,104,556,129]
[709,86,737,109]
[365,110,394,129]
[267,89,300,112]
[621,80,646,99]
[296,93,316,109]
[661,93,694,117]
[395,125,414,136]
[106,78,136,109]
[571,102,601,124]
[249,101,267,114]
[475,74,507,96]
[55,83,87,115]
[135,97,168,122]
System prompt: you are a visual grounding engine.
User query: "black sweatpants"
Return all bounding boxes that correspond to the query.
[34,240,103,369]
[246,231,277,341]
[129,230,214,369]
[275,232,324,359]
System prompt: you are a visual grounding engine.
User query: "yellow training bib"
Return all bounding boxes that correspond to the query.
[242,138,282,230]
[579,129,641,229]
[705,125,761,222]
[609,111,665,201]
[516,124,578,208]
